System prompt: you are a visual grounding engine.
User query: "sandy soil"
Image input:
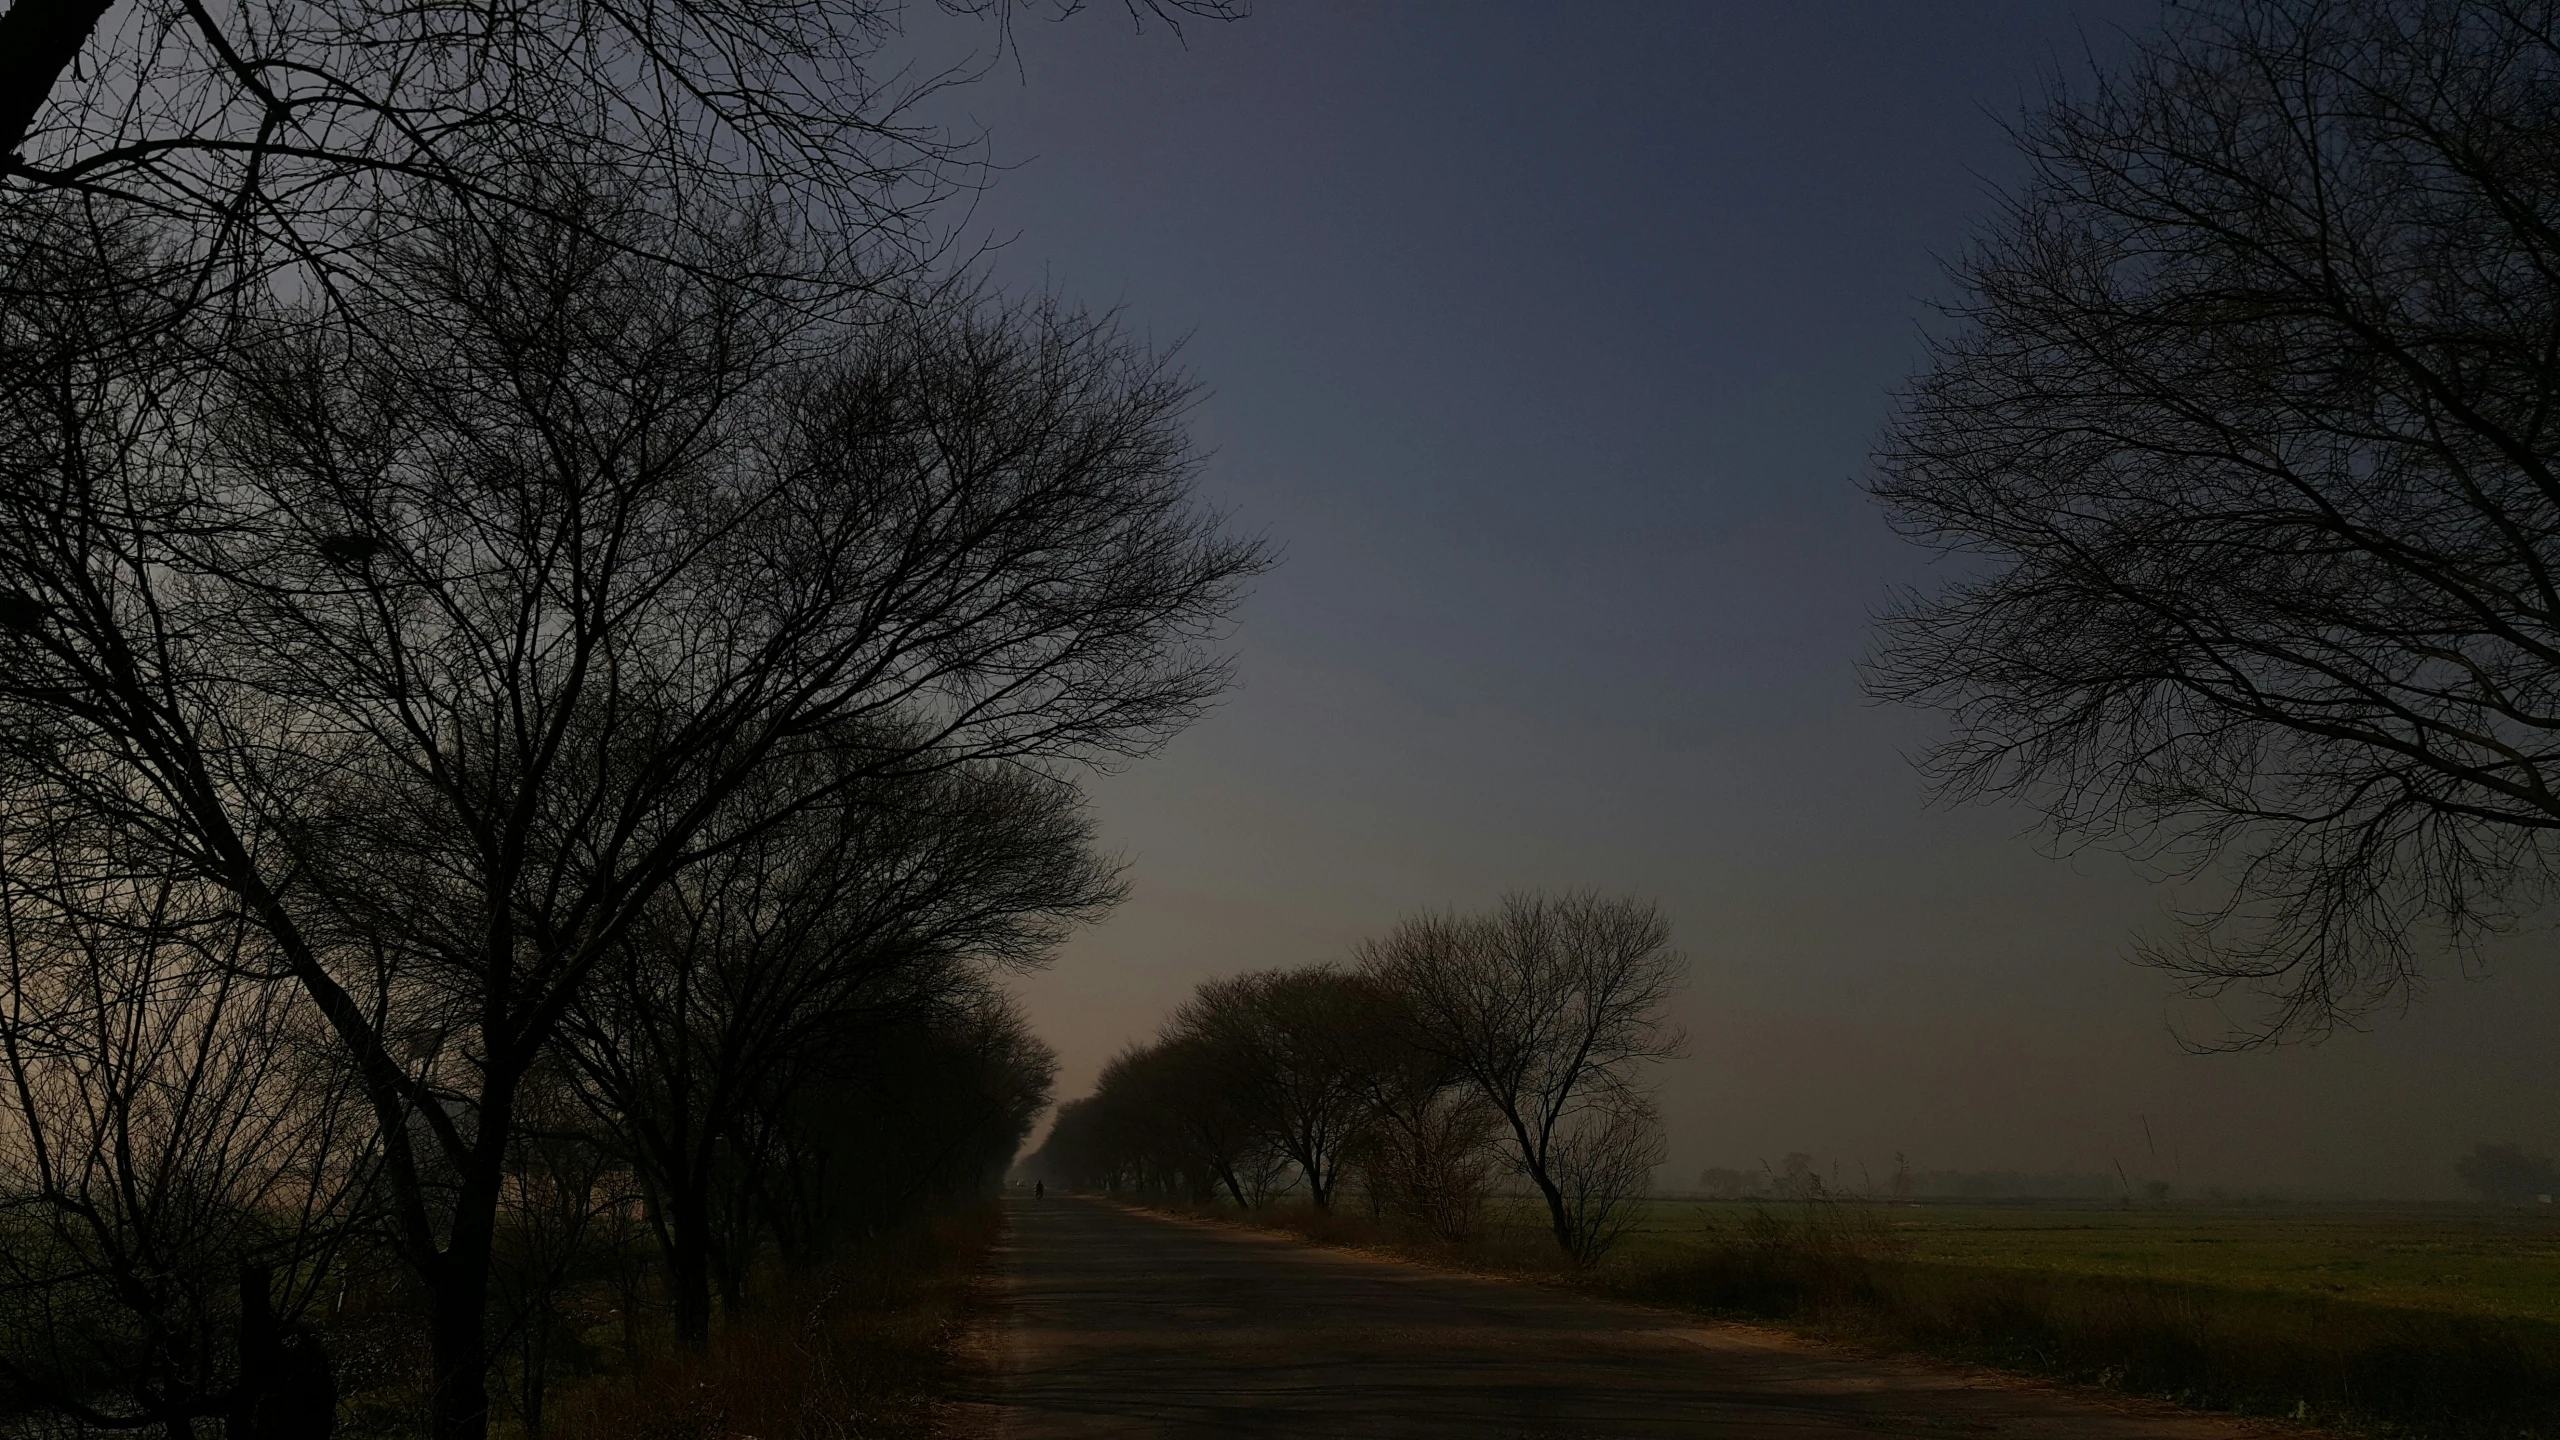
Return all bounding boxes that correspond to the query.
[944,1195,2268,1439]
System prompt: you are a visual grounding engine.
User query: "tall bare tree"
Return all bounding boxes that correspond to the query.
[1869,0,2560,1038]
[0,832,372,1436]
[0,177,1260,1438]
[1361,892,1683,1262]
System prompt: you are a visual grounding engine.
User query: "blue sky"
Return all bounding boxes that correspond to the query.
[921,1,2560,1197]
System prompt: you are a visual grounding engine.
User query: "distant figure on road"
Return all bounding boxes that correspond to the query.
[1036,1181,1045,1199]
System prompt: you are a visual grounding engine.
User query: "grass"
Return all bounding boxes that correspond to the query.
[323,1205,998,1439]
[1616,1199,2560,1325]
[1158,1194,2560,1440]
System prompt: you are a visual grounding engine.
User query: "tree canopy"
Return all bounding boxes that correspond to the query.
[1872,0,2560,1038]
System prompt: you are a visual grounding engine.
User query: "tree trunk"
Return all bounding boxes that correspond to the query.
[228,1263,276,1436]
[426,1131,507,1440]
[426,1252,494,1440]
[713,1237,746,1321]
[0,0,117,161]
[1534,1172,1574,1255]
[666,1183,715,1348]
[1503,1111,1577,1257]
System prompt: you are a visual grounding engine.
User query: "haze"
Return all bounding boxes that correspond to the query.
[939,1,2560,1200]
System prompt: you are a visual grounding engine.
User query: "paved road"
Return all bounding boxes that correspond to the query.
[955,1196,2250,1439]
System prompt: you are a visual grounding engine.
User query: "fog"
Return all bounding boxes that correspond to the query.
[938,0,2560,1200]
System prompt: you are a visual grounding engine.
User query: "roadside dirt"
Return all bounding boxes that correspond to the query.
[943,1195,2278,1439]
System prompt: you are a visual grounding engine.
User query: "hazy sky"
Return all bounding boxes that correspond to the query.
[929,0,2560,1199]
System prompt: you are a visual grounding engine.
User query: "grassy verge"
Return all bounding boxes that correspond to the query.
[1149,1198,2560,1440]
[319,1204,1000,1439]
[540,1207,995,1440]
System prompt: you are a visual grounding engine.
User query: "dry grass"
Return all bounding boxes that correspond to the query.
[538,1208,996,1440]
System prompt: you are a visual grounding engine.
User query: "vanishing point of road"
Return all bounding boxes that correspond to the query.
[953,1195,2252,1440]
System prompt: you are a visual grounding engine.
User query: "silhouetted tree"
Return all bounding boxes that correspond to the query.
[561,745,1113,1345]
[762,987,1057,1252]
[1170,966,1390,1210]
[0,0,1240,316]
[0,841,372,1435]
[1032,1036,1282,1205]
[1025,1096,1118,1192]
[1346,1037,1500,1242]
[1872,0,2560,1038]
[1038,898,1678,1259]
[0,169,1259,1438]
[2457,1142,2560,1203]
[1361,892,1684,1262]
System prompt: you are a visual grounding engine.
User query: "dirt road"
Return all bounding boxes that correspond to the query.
[953,1195,2251,1439]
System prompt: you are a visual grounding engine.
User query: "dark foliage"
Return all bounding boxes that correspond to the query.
[2458,1142,2560,1203]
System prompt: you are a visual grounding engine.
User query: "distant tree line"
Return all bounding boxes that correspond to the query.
[1694,1147,2560,1206]
[2457,1144,2560,1205]
[1699,1163,2136,1203]
[1028,892,1685,1265]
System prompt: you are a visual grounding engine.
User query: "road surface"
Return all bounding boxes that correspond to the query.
[952,1195,2252,1439]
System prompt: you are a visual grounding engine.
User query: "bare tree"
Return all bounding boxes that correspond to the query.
[762,983,1058,1250]
[1035,1036,1282,1205]
[0,177,1260,1438]
[0,831,372,1436]
[1541,1092,1666,1266]
[1131,1034,1286,1206]
[1870,0,2560,1038]
[1170,965,1386,1209]
[560,745,1115,1346]
[0,0,1240,312]
[1361,892,1684,1262]
[1346,1037,1500,1244]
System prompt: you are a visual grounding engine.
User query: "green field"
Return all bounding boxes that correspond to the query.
[1552,1198,2560,1434]
[1610,1198,2560,1325]
[1213,1195,2560,1434]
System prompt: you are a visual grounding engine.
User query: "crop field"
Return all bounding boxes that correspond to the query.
[1612,1198,2560,1325]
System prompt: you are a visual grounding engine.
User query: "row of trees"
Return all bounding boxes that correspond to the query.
[0,180,1260,1436]
[1030,892,1686,1264]
[0,0,1262,1424]
[0,0,1265,1428]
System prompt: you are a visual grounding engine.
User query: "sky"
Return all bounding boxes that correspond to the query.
[916,0,2560,1199]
